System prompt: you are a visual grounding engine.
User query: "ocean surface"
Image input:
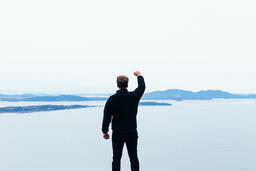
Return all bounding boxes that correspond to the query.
[0,100,255,171]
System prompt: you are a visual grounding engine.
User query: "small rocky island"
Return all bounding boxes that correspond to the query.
[139,102,172,106]
[0,105,95,113]
[0,102,171,114]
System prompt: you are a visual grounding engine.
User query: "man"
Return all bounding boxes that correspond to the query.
[102,71,146,171]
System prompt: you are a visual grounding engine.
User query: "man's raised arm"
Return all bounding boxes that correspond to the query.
[132,71,146,99]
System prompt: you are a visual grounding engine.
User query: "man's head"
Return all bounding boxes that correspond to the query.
[117,75,129,89]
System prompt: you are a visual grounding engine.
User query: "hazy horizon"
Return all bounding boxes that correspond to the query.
[1,88,256,96]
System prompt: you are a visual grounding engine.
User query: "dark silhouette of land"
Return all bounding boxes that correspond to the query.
[0,102,172,113]
[0,105,95,113]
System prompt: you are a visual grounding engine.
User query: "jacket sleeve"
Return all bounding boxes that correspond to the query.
[132,76,146,99]
[102,97,113,134]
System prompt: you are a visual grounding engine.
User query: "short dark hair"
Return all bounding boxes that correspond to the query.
[117,75,129,89]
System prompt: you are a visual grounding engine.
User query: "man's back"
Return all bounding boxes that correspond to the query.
[102,75,145,134]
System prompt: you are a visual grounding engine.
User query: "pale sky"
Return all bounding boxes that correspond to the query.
[0,0,255,94]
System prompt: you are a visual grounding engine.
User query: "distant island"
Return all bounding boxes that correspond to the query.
[142,89,256,101]
[139,102,172,106]
[0,102,172,113]
[1,89,256,102]
[0,105,95,113]
[0,95,107,102]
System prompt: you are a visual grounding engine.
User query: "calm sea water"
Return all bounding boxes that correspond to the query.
[0,100,255,171]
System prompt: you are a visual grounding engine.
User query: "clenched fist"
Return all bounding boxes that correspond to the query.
[103,133,110,140]
[133,71,141,77]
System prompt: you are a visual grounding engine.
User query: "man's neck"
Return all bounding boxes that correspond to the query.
[116,88,128,93]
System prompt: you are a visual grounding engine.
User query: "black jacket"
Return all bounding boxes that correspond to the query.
[102,76,146,134]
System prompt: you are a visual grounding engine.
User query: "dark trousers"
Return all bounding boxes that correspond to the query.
[112,130,139,171]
